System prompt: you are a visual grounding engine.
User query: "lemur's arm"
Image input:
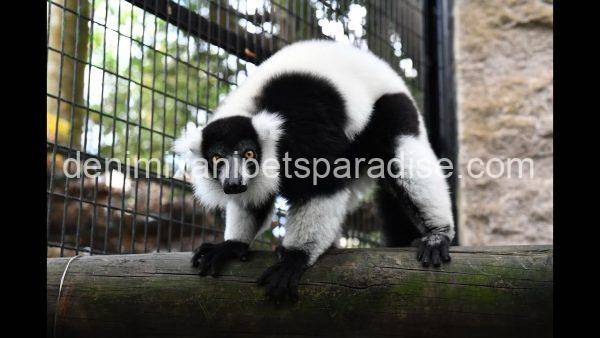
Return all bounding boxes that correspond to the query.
[192,197,275,276]
[258,190,350,301]
[394,135,455,267]
[224,199,276,243]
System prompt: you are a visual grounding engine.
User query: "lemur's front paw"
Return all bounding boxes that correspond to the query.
[191,240,249,276]
[417,233,451,267]
[257,246,309,302]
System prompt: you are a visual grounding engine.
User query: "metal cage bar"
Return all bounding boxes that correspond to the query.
[46,0,455,257]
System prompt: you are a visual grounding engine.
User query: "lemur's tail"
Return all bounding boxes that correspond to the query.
[376,181,422,247]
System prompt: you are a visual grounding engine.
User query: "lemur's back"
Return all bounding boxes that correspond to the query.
[217,40,422,202]
[216,40,415,140]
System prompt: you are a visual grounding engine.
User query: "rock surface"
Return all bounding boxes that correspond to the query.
[454,0,553,245]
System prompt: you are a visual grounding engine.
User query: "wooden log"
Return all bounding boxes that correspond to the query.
[47,246,552,338]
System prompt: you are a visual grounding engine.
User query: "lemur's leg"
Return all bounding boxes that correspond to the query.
[330,176,375,248]
[258,190,350,301]
[392,134,455,267]
[192,197,274,276]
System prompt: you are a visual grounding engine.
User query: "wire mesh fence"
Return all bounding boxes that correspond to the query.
[47,0,435,257]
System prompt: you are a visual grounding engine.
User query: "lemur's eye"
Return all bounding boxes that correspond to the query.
[212,154,222,163]
[244,150,255,159]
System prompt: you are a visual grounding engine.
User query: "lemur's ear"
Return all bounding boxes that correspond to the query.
[251,112,284,143]
[173,121,203,157]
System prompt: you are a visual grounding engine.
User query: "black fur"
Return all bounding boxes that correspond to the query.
[191,197,273,275]
[257,245,309,302]
[417,235,451,267]
[350,92,420,161]
[253,72,421,204]
[201,116,261,162]
[248,195,276,231]
[376,180,423,247]
[254,72,350,203]
[192,240,250,276]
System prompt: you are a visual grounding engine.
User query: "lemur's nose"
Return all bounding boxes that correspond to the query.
[222,154,247,194]
[223,178,247,194]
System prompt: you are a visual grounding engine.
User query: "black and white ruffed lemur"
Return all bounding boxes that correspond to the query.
[174,40,455,302]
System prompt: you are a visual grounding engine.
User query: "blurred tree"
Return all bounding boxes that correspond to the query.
[273,0,323,43]
[48,0,90,149]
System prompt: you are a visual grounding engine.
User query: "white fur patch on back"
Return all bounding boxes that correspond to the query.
[213,40,412,140]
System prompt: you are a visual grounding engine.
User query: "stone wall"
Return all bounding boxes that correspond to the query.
[454,0,553,245]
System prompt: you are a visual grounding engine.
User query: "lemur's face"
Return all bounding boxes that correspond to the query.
[200,116,261,194]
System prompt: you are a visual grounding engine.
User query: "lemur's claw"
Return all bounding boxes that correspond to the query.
[191,240,249,276]
[417,234,451,268]
[258,246,308,302]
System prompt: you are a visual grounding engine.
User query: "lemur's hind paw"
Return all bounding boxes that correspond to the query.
[257,246,308,302]
[417,234,451,267]
[191,240,249,276]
